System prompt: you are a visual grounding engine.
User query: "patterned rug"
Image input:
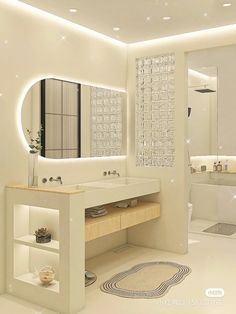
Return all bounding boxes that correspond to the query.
[101,261,191,299]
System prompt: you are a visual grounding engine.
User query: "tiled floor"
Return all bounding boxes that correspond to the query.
[1,233,236,313]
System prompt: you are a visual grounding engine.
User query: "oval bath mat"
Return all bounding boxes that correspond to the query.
[101,261,191,299]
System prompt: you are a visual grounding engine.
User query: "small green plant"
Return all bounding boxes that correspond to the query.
[34,227,51,243]
[26,126,43,154]
[34,228,50,237]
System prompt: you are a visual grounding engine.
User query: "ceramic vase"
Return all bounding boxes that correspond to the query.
[28,152,38,187]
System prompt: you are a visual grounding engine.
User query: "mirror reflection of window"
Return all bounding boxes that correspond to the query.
[41,79,81,159]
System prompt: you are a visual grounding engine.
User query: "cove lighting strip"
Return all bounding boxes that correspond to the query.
[3,0,125,46]
[130,24,236,47]
[3,0,236,46]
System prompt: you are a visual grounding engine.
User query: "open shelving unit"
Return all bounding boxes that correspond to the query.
[13,204,60,293]
[6,187,85,314]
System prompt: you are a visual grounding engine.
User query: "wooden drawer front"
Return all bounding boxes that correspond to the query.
[120,203,160,229]
[85,215,120,242]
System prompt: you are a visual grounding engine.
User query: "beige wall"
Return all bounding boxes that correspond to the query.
[0,0,127,294]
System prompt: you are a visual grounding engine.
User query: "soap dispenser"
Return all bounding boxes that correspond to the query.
[213,162,217,172]
[217,161,222,172]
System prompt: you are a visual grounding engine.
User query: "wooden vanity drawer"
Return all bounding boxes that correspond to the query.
[120,202,160,229]
[85,209,120,242]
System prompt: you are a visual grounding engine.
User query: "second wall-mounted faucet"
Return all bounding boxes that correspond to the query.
[103,170,120,177]
[49,176,63,184]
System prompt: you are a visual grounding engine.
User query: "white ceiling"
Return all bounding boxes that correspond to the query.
[19,0,236,43]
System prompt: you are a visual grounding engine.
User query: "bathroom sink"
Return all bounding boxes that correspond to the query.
[48,177,161,207]
[103,177,158,185]
[55,184,102,192]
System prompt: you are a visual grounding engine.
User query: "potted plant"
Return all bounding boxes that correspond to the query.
[34,228,51,243]
[26,127,43,187]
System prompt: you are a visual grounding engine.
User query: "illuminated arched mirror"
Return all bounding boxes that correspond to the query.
[22,78,127,159]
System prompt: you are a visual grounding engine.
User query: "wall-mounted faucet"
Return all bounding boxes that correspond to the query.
[49,176,63,185]
[108,170,120,177]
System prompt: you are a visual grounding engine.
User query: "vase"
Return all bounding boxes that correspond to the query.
[28,152,39,187]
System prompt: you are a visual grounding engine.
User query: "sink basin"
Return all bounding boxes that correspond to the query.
[103,177,158,185]
[48,177,160,207]
[55,184,102,192]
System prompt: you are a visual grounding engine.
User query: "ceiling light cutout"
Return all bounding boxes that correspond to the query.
[69,8,78,13]
[162,16,171,20]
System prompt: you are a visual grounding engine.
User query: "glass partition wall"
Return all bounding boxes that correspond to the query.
[188,44,236,238]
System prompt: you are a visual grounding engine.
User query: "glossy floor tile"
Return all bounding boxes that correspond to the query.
[0,233,236,313]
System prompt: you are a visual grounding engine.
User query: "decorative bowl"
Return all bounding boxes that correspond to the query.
[39,266,55,285]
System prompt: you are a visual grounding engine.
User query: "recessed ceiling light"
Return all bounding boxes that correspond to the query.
[69,8,78,13]
[146,16,151,21]
[162,16,171,20]
[223,3,232,7]
[113,27,120,31]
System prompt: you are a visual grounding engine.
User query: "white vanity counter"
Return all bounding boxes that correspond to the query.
[6,176,161,314]
[9,177,160,207]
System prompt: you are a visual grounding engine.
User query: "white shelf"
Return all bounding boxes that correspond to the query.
[14,235,59,253]
[15,272,59,293]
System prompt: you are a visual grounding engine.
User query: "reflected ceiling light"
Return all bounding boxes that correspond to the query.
[113,27,120,31]
[69,8,78,13]
[204,12,208,17]
[146,16,151,21]
[223,3,232,7]
[0,93,3,97]
[162,16,171,20]
[4,39,8,44]
[164,2,169,6]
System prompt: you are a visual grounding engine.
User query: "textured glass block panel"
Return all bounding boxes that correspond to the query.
[136,53,175,167]
[45,114,62,149]
[62,116,78,149]
[90,87,123,157]
[45,79,62,114]
[62,81,78,115]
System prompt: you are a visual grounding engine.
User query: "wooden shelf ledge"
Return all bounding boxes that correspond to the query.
[85,201,160,242]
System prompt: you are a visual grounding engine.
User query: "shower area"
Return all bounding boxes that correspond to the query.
[187,44,236,238]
